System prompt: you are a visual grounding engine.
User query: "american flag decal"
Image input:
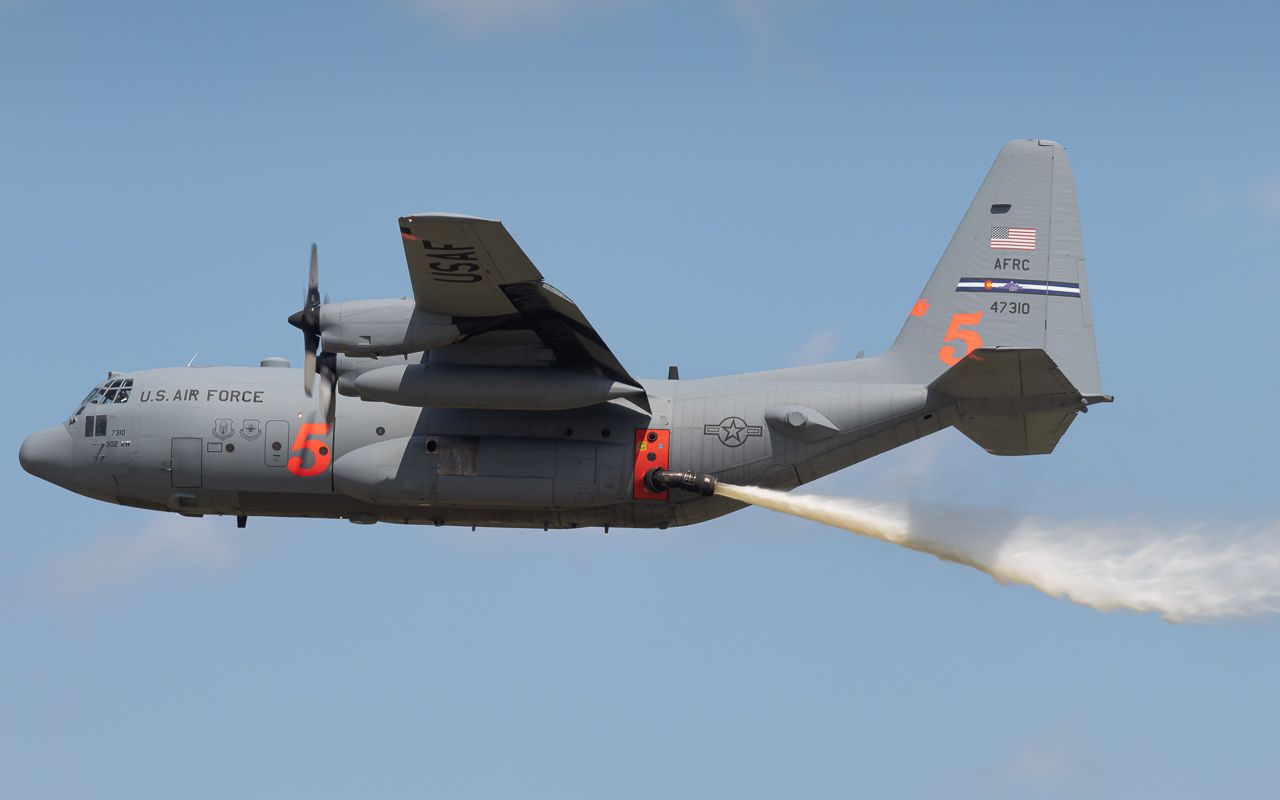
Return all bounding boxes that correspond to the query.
[990,226,1036,250]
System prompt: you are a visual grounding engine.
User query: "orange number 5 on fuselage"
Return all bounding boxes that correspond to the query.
[287,422,331,477]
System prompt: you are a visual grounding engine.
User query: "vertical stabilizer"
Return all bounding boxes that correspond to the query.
[886,140,1102,395]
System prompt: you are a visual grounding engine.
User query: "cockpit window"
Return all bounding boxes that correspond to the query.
[73,378,134,420]
[82,379,134,406]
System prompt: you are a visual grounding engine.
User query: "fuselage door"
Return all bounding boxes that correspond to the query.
[171,437,203,488]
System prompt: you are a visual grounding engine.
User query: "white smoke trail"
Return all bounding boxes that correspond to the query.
[715,483,1280,622]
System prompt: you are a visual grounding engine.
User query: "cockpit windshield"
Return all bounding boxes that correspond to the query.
[73,378,134,418]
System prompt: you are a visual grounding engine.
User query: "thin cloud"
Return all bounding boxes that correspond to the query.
[789,327,842,365]
[398,0,644,31]
[398,0,812,55]
[723,0,821,73]
[981,721,1104,793]
[1248,176,1280,222]
[725,0,778,54]
[865,433,954,498]
[43,515,236,601]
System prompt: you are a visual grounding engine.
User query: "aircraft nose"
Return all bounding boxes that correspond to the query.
[19,425,74,486]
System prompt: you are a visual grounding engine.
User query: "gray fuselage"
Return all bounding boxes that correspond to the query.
[21,358,938,529]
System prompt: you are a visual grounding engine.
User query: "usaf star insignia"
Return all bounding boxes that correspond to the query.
[704,416,763,448]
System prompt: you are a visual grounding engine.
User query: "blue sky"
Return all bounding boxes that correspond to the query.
[4,1,1280,797]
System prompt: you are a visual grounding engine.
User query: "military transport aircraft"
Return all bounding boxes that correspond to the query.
[19,139,1109,530]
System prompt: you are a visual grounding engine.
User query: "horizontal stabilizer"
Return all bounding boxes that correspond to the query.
[929,348,1075,400]
[956,411,1076,456]
[931,348,1085,456]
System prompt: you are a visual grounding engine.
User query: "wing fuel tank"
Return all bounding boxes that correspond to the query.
[352,365,645,411]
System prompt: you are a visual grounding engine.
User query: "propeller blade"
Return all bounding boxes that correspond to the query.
[317,352,337,425]
[294,243,323,399]
[304,348,316,397]
[308,243,319,305]
[318,367,335,426]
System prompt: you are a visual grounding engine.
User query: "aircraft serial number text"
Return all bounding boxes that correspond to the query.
[989,301,1032,315]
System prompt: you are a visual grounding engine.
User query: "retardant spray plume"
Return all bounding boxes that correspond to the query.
[714,482,1280,622]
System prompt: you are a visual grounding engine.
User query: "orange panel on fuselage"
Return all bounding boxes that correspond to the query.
[633,428,670,500]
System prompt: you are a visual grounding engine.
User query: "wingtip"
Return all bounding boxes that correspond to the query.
[1000,138,1064,155]
[400,212,501,224]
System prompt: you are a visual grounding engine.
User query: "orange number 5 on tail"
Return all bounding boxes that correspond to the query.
[938,312,983,366]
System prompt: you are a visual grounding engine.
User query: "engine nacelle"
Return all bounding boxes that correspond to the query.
[318,299,460,357]
[333,353,412,397]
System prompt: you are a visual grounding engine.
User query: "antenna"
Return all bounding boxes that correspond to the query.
[186,353,199,367]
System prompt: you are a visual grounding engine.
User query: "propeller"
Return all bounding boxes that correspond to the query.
[317,351,336,426]
[287,243,336,424]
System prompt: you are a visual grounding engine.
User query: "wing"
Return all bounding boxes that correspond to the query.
[398,213,648,409]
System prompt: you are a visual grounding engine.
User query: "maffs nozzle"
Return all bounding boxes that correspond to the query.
[643,468,718,496]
